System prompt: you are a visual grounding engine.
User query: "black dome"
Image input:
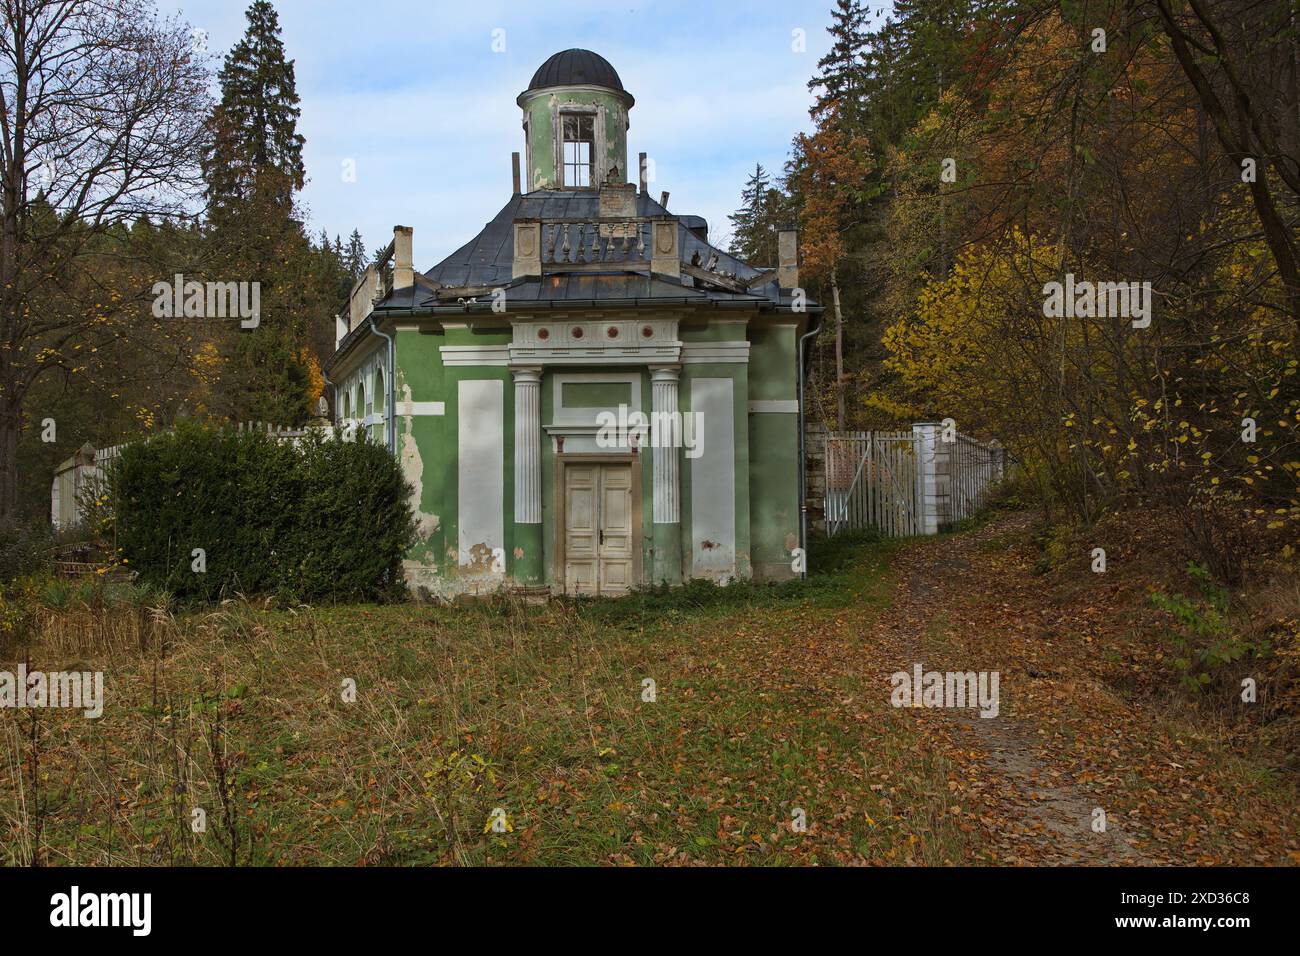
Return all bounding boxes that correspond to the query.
[527,49,626,95]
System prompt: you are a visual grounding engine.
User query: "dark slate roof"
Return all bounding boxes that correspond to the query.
[372,190,807,313]
[528,49,625,95]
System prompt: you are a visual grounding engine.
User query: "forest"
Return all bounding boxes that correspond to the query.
[728,0,1298,582]
[0,0,369,533]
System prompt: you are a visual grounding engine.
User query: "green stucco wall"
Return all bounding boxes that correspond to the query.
[379,310,802,597]
[746,325,801,580]
[520,88,630,190]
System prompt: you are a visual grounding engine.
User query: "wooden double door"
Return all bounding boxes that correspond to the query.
[563,461,636,596]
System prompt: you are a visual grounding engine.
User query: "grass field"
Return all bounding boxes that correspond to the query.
[4,533,986,865]
[5,512,1298,866]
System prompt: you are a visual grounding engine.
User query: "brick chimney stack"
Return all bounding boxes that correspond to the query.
[393,225,414,291]
[777,228,799,289]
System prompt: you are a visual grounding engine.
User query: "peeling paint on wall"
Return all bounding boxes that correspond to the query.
[398,382,440,542]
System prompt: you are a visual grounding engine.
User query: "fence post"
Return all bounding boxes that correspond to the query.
[912,423,941,535]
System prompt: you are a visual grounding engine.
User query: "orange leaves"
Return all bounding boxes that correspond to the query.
[790,109,875,284]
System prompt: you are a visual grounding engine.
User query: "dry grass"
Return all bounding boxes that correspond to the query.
[3,539,986,866]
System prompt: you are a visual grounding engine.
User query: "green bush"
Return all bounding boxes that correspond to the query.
[0,521,53,584]
[1151,562,1269,693]
[110,422,416,603]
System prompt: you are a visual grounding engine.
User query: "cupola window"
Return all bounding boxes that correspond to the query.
[561,112,595,188]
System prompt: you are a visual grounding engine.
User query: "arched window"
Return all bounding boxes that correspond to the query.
[372,369,385,443]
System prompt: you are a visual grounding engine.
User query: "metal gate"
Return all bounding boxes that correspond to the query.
[949,433,1003,525]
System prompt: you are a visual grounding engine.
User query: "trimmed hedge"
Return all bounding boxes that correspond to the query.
[111,422,416,602]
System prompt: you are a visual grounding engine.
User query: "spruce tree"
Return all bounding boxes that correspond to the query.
[201,1,317,426]
[728,164,779,266]
[204,0,306,220]
[343,230,368,283]
[809,0,871,124]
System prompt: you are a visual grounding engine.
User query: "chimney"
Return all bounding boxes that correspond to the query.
[638,152,647,193]
[659,190,670,210]
[778,228,799,289]
[512,152,521,195]
[393,225,414,291]
[334,312,348,350]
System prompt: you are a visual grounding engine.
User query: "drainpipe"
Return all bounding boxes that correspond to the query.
[369,313,396,456]
[797,310,824,580]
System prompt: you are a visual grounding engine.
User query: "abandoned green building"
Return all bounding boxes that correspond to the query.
[325,49,818,598]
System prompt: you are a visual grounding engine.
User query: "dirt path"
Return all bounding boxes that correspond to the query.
[852,510,1299,865]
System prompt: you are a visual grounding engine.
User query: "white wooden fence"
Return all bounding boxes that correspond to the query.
[824,431,921,537]
[51,443,123,531]
[818,423,1005,538]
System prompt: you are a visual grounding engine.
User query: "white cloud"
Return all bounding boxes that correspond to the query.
[169,0,841,264]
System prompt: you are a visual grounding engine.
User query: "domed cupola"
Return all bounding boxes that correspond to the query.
[517,49,633,191]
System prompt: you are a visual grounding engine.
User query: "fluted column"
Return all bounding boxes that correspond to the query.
[650,366,682,584]
[651,367,681,522]
[512,367,543,584]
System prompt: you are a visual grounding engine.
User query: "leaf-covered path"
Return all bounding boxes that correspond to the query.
[860,510,1300,865]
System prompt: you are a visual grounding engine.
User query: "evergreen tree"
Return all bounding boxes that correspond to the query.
[343,230,368,283]
[201,1,319,426]
[861,0,1000,149]
[809,0,871,124]
[204,0,305,219]
[727,164,783,266]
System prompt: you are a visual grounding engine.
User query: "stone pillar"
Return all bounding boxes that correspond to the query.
[651,366,683,584]
[912,423,941,536]
[512,367,543,584]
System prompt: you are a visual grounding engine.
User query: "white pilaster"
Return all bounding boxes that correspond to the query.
[513,367,542,523]
[912,422,941,536]
[651,366,681,523]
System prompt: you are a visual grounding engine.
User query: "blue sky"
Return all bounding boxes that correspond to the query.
[165,1,887,268]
